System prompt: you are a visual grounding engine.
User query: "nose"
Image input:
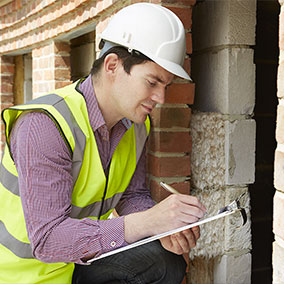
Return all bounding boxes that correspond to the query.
[151,87,166,105]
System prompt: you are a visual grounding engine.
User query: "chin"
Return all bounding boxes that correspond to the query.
[132,115,147,124]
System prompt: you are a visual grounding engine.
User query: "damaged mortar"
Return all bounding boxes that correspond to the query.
[189,111,252,259]
[190,111,226,191]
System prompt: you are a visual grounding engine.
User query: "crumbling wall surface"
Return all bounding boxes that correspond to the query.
[190,112,251,258]
[190,0,256,283]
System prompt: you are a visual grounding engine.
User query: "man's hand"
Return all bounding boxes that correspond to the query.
[159,226,200,254]
[124,194,206,246]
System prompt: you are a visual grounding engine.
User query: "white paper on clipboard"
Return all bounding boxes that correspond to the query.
[87,208,241,263]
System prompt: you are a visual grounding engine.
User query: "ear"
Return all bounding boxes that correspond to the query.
[103,53,120,75]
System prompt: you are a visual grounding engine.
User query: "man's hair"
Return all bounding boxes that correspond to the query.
[90,45,152,76]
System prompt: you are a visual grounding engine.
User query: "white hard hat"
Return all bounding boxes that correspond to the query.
[100,3,191,81]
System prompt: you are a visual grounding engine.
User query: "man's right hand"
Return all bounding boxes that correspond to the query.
[124,194,206,244]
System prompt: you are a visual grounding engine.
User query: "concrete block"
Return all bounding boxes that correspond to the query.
[224,187,251,252]
[225,119,256,185]
[193,0,256,50]
[189,187,251,259]
[273,241,284,283]
[192,48,255,115]
[276,104,284,144]
[214,253,251,284]
[273,190,284,240]
[274,147,284,191]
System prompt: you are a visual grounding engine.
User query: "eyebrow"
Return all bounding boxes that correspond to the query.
[147,74,172,86]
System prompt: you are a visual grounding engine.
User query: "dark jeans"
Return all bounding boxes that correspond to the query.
[72,240,186,284]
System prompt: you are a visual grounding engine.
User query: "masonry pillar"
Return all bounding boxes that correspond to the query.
[190,1,256,283]
[273,1,284,282]
[32,41,71,98]
[0,56,14,155]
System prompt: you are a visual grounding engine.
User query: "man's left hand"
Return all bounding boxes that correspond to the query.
[159,226,200,255]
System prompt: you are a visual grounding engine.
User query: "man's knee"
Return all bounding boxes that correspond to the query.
[138,241,186,284]
[152,244,187,284]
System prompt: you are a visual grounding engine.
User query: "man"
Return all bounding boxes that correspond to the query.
[0,3,206,284]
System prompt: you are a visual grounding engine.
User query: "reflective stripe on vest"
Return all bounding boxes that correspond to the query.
[0,80,150,273]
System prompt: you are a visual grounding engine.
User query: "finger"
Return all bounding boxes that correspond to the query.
[181,229,197,249]
[175,196,206,219]
[179,195,207,213]
[170,234,185,255]
[191,226,200,240]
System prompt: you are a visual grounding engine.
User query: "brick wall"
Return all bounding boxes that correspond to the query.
[32,42,71,97]
[273,1,284,282]
[0,56,14,150]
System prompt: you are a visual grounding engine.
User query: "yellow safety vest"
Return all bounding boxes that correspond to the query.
[0,80,150,284]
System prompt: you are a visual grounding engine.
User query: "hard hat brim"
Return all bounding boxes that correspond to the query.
[150,55,192,82]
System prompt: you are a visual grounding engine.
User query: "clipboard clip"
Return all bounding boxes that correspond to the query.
[217,193,247,225]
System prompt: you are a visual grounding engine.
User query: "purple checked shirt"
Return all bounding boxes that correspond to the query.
[10,75,155,264]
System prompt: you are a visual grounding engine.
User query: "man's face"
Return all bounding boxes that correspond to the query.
[111,60,174,124]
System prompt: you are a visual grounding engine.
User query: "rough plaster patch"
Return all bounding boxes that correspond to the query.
[189,187,251,259]
[190,111,226,191]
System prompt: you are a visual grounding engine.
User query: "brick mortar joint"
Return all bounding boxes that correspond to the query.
[147,175,191,183]
[148,151,189,157]
[192,44,254,57]
[151,127,190,132]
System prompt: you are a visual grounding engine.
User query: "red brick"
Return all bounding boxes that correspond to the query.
[166,83,195,104]
[162,0,196,6]
[0,83,13,94]
[164,6,192,30]
[147,154,190,177]
[149,131,192,153]
[0,103,13,112]
[54,56,70,68]
[149,179,190,202]
[53,42,70,54]
[273,191,284,240]
[54,68,71,80]
[0,75,14,84]
[55,81,72,89]
[186,32,192,54]
[0,94,14,104]
[150,107,191,128]
[183,57,191,77]
[0,64,14,75]
[1,56,14,65]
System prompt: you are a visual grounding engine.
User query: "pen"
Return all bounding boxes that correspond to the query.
[160,182,180,194]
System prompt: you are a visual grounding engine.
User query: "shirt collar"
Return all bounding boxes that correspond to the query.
[78,75,133,132]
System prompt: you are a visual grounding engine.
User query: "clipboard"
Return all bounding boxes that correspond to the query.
[87,195,246,263]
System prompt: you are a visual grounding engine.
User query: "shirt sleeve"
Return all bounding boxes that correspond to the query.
[115,146,156,216]
[10,112,127,264]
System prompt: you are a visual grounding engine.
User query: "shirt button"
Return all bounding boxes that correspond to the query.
[110,241,116,248]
